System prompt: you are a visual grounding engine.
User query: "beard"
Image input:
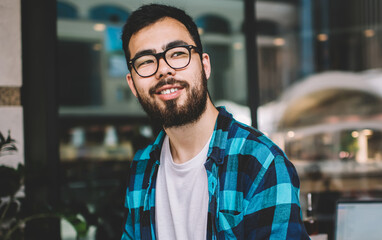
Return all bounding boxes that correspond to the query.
[135,70,208,128]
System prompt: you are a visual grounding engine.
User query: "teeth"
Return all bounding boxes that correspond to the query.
[160,88,178,95]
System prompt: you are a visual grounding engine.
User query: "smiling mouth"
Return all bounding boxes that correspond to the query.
[159,88,180,95]
[149,78,189,97]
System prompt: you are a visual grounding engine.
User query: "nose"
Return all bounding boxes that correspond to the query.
[155,57,176,80]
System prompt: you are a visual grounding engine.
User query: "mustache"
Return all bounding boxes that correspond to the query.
[149,78,189,95]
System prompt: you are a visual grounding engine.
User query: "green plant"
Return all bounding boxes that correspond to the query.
[0,130,88,239]
[0,130,17,157]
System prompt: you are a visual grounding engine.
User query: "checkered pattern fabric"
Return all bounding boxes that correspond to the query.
[122,107,309,239]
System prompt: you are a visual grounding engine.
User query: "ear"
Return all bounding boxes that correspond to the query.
[126,73,138,97]
[201,53,211,80]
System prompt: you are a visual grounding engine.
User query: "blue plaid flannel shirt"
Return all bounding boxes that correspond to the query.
[122,107,309,239]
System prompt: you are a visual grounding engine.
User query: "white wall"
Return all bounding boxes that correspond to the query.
[0,0,24,168]
[0,0,22,87]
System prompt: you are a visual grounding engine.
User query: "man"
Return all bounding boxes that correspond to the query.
[121,4,309,240]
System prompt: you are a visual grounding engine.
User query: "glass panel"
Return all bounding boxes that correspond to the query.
[256,0,382,239]
[57,1,245,239]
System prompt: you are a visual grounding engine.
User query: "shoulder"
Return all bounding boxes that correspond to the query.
[228,119,286,163]
[131,130,166,163]
[226,118,300,181]
[231,120,301,188]
[127,131,165,178]
[213,106,288,171]
[133,144,154,162]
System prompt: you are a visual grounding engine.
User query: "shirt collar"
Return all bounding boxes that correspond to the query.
[208,106,234,165]
[148,106,234,165]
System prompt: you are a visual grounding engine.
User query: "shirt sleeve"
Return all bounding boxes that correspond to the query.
[121,164,135,240]
[244,154,310,239]
[121,205,134,240]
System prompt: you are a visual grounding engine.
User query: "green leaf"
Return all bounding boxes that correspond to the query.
[0,130,17,156]
[0,131,5,143]
[64,214,88,237]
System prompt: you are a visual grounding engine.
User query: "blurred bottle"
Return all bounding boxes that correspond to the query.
[304,193,319,235]
[104,125,118,147]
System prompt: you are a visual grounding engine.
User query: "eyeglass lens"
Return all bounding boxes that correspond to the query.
[133,46,191,77]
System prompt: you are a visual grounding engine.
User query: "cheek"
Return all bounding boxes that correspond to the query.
[134,85,147,96]
[183,62,202,80]
[135,80,155,96]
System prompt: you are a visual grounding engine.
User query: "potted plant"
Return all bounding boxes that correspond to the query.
[0,130,88,239]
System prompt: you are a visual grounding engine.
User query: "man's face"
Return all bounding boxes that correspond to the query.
[126,17,211,128]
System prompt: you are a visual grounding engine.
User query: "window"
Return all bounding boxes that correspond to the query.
[89,5,129,23]
[256,0,382,238]
[57,1,78,19]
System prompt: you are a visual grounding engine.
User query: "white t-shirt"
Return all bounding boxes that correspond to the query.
[155,135,211,240]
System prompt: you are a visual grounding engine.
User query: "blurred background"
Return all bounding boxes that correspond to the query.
[1,0,381,239]
[55,0,382,239]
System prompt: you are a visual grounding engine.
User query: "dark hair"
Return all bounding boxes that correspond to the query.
[121,4,203,70]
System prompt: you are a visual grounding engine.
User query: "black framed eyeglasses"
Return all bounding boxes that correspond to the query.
[128,45,200,77]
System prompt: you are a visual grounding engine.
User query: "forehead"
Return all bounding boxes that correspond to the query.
[128,17,195,56]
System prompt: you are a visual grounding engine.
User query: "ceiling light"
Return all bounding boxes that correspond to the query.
[273,38,285,46]
[364,29,375,38]
[93,23,106,32]
[233,42,243,50]
[287,131,295,138]
[317,33,328,42]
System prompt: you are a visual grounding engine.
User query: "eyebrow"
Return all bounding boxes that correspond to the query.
[132,49,156,60]
[131,40,190,60]
[163,40,189,50]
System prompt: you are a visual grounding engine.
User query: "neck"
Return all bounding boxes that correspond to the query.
[164,99,218,164]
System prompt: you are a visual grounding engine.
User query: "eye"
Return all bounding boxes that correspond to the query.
[135,56,155,68]
[138,59,154,66]
[168,47,189,59]
[171,51,188,58]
